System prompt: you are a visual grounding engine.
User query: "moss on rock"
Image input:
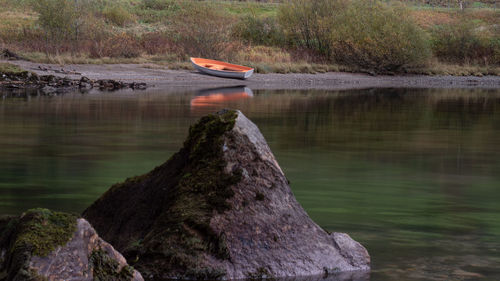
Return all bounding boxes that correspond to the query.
[11,208,77,257]
[0,208,77,280]
[89,249,135,281]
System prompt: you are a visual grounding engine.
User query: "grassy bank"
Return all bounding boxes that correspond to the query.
[0,0,498,75]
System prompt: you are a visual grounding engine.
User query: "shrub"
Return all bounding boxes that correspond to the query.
[90,32,142,58]
[279,0,431,72]
[233,15,284,46]
[169,2,239,60]
[140,32,176,55]
[328,0,432,72]
[32,0,78,41]
[102,5,135,27]
[30,0,98,53]
[431,21,500,65]
[278,0,343,55]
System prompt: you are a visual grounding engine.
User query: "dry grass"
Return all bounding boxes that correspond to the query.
[20,52,152,64]
[240,62,354,74]
[411,8,500,28]
[410,10,455,28]
[463,9,500,25]
[411,61,500,76]
[166,61,193,70]
[234,46,292,63]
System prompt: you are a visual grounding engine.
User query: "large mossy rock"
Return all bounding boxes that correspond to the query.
[0,209,143,281]
[83,110,370,280]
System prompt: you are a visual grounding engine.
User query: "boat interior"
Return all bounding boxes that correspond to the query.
[201,64,242,72]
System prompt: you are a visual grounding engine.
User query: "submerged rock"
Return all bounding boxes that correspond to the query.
[0,208,143,281]
[83,110,370,280]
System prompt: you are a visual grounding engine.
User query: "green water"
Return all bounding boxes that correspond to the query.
[1,88,500,280]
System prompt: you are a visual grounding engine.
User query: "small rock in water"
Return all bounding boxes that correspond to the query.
[0,209,143,281]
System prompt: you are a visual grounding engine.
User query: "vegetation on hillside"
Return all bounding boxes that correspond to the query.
[0,0,498,75]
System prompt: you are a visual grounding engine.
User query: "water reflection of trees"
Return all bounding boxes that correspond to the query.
[1,88,499,214]
[250,88,500,177]
[2,89,499,179]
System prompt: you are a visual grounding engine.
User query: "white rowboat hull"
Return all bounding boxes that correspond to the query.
[191,58,254,79]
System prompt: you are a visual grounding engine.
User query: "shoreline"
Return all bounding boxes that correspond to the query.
[3,60,500,91]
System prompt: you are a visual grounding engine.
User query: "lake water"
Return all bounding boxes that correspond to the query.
[1,87,500,280]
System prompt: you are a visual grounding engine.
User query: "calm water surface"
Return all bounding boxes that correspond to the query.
[1,87,500,280]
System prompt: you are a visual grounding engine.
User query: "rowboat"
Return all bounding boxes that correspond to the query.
[190,57,254,79]
[191,86,253,107]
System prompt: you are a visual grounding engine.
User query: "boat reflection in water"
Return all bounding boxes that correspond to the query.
[190,86,253,109]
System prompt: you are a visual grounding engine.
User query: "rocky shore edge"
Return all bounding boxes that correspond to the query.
[0,65,147,95]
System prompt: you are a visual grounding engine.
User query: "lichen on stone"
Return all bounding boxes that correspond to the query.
[89,249,135,281]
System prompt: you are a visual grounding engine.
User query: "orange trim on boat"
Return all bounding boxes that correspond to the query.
[191,58,253,73]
